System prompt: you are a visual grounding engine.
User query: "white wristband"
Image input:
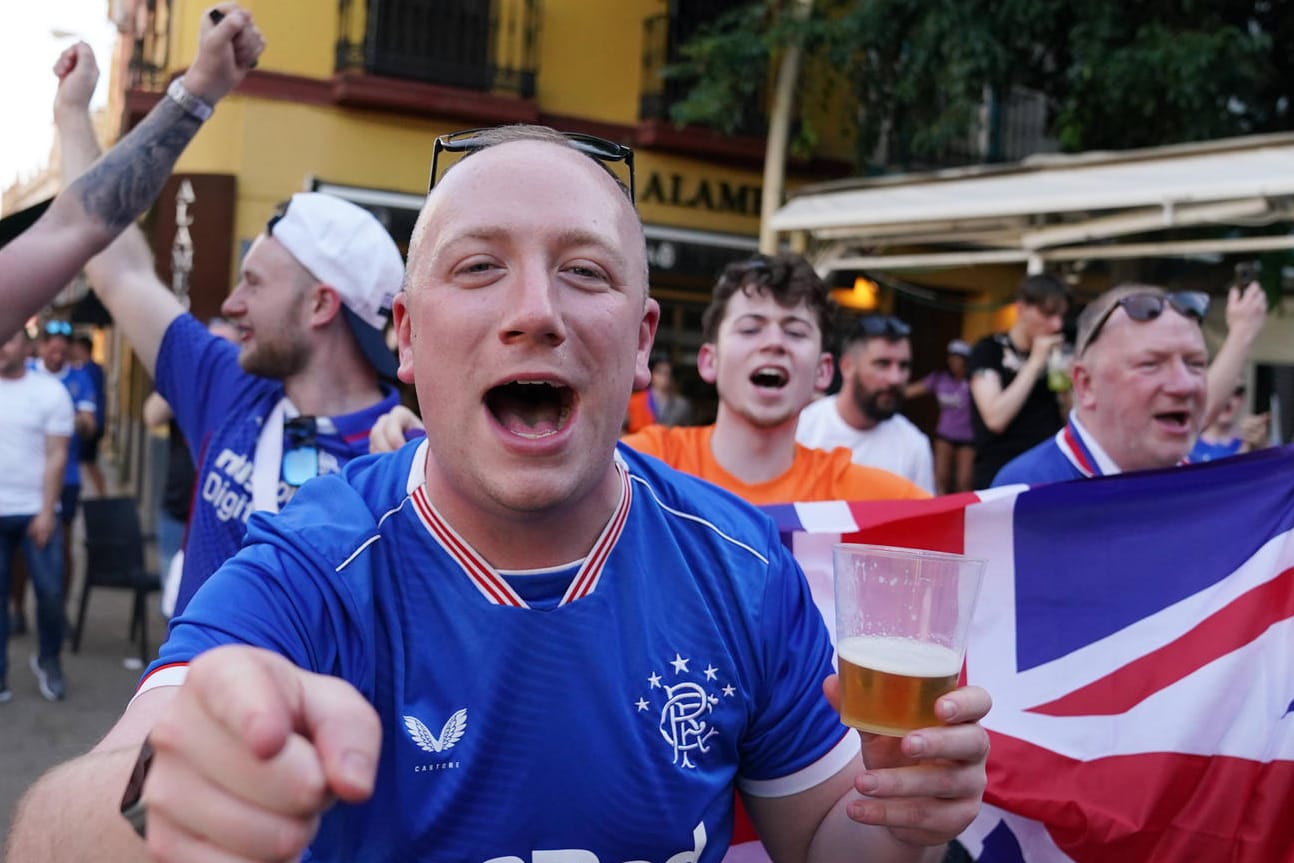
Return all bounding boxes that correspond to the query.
[166,79,213,122]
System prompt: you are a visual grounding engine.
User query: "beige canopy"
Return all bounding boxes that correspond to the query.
[772,133,1294,276]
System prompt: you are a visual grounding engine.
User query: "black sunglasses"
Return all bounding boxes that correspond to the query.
[428,128,636,202]
[282,416,319,488]
[44,320,73,337]
[1079,291,1210,356]
[853,315,911,340]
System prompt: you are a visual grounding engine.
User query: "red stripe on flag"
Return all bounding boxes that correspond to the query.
[843,495,971,554]
[986,732,1294,862]
[1029,567,1294,717]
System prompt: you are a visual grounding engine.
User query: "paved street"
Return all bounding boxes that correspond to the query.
[1,587,154,844]
[1,446,166,849]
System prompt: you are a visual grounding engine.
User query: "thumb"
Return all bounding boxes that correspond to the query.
[52,45,79,78]
[822,673,841,713]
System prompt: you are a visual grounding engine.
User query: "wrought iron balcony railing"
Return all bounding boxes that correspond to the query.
[336,0,539,99]
[640,11,767,140]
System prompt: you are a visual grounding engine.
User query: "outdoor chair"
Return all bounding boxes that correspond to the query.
[73,496,162,665]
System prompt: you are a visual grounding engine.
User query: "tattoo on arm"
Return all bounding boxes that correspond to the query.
[72,97,203,234]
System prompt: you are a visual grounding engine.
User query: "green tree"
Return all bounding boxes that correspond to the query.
[665,0,1289,170]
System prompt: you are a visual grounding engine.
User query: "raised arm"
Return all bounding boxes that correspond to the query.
[0,4,263,345]
[1202,282,1267,430]
[969,332,1060,434]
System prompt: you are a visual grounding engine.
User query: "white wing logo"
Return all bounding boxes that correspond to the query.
[404,709,468,753]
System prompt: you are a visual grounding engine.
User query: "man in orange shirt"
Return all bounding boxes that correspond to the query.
[622,253,927,863]
[622,253,926,505]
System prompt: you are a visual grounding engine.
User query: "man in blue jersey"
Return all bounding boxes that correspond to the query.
[10,126,991,863]
[993,280,1267,485]
[48,38,405,615]
[0,6,263,342]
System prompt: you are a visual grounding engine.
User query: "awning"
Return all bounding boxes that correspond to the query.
[771,133,1294,275]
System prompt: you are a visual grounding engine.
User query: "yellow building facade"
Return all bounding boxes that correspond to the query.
[110,0,857,368]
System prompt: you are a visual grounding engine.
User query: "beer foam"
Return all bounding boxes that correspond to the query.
[837,635,960,678]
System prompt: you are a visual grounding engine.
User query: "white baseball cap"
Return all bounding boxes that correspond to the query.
[268,192,405,379]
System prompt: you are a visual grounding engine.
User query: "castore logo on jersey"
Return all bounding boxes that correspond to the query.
[404,708,468,754]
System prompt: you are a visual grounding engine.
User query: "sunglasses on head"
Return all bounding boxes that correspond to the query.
[1079,291,1209,356]
[282,416,319,488]
[428,128,636,203]
[44,320,73,337]
[853,315,911,340]
[265,197,291,235]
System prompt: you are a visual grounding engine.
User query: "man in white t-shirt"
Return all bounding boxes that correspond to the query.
[0,328,74,703]
[797,314,935,493]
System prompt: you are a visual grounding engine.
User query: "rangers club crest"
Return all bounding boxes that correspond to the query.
[635,652,734,769]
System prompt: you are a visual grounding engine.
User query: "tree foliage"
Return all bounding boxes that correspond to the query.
[664,0,1291,170]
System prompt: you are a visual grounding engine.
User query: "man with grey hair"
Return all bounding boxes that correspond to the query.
[11,124,991,863]
[993,280,1266,485]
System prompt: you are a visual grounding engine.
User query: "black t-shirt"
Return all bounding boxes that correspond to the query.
[968,333,1062,487]
[162,419,196,522]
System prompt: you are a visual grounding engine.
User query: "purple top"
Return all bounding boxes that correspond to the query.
[923,370,973,443]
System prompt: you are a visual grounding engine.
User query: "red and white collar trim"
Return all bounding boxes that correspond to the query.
[1056,413,1121,478]
[409,466,633,608]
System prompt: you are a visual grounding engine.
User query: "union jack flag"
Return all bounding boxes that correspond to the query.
[760,446,1294,862]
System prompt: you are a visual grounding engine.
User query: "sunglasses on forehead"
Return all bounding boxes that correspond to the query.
[1079,291,1210,356]
[428,128,636,202]
[44,320,73,337]
[853,315,911,340]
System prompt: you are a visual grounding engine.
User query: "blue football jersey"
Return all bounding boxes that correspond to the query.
[155,314,401,614]
[147,442,853,862]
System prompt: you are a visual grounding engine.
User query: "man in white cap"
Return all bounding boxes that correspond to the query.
[54,49,404,614]
[795,314,935,493]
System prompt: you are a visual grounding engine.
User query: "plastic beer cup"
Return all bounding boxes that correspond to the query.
[833,544,985,736]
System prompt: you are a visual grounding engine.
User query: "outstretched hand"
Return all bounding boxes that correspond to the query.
[182,4,266,104]
[140,645,380,862]
[823,676,991,847]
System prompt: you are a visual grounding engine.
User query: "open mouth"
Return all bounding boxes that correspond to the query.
[1154,410,1191,432]
[750,366,789,389]
[485,380,575,439]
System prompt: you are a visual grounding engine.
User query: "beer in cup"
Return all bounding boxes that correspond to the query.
[833,544,985,736]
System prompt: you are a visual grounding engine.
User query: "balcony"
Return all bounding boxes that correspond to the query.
[638,10,768,164]
[336,0,539,99]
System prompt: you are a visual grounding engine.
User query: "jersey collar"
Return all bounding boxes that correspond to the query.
[407,447,633,608]
[1056,413,1122,478]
